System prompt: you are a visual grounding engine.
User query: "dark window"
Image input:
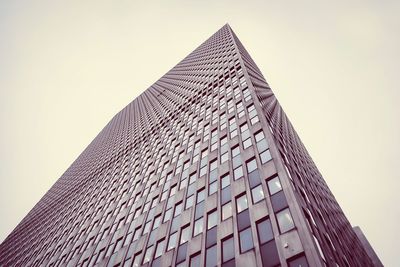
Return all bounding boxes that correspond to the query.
[206,244,217,267]
[190,253,201,267]
[288,254,309,267]
[257,218,274,244]
[239,228,254,253]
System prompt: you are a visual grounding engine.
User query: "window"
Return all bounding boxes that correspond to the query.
[239,228,254,253]
[185,195,194,209]
[242,137,252,149]
[206,245,217,267]
[190,253,201,267]
[163,208,172,223]
[236,194,248,213]
[154,239,165,258]
[193,218,203,236]
[246,158,257,173]
[210,159,218,172]
[251,185,264,204]
[209,181,217,195]
[222,236,235,262]
[200,165,207,177]
[201,149,208,159]
[260,150,272,164]
[167,232,178,251]
[232,145,240,157]
[222,202,232,220]
[153,216,161,230]
[288,254,309,267]
[240,123,248,133]
[267,176,282,195]
[170,185,177,196]
[132,252,141,267]
[276,208,295,233]
[143,220,151,234]
[313,235,326,262]
[233,166,243,180]
[207,210,218,229]
[255,131,265,143]
[257,218,274,244]
[221,174,230,189]
[174,202,183,217]
[114,237,122,253]
[142,245,153,264]
[180,225,190,244]
[221,151,229,163]
[197,189,205,203]
[220,136,228,146]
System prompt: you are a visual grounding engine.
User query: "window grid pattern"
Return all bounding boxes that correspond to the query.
[0,24,373,267]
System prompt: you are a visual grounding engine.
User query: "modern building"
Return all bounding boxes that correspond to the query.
[353,227,383,267]
[0,24,378,267]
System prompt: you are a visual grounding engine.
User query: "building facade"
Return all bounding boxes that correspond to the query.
[353,227,383,267]
[0,25,375,267]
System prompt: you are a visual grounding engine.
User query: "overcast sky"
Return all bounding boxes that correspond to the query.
[0,0,398,265]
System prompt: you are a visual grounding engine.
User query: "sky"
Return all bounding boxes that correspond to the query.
[0,0,399,265]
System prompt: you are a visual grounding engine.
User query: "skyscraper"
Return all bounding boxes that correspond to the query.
[0,24,377,266]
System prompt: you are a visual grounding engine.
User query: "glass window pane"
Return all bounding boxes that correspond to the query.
[154,240,165,258]
[232,146,240,157]
[210,159,218,171]
[246,158,257,173]
[167,232,177,251]
[209,181,217,195]
[255,131,265,143]
[197,189,205,203]
[257,219,274,244]
[193,218,203,236]
[236,194,248,213]
[239,228,254,253]
[221,174,230,189]
[222,202,232,220]
[276,208,295,233]
[222,236,235,262]
[143,245,153,263]
[267,176,282,195]
[153,216,161,230]
[260,150,272,164]
[243,138,252,149]
[240,123,248,133]
[163,208,172,223]
[185,195,194,209]
[180,226,190,244]
[233,166,243,180]
[288,255,309,267]
[207,210,218,230]
[251,185,264,204]
[221,152,229,163]
[206,244,217,267]
[174,202,183,217]
[190,253,201,267]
